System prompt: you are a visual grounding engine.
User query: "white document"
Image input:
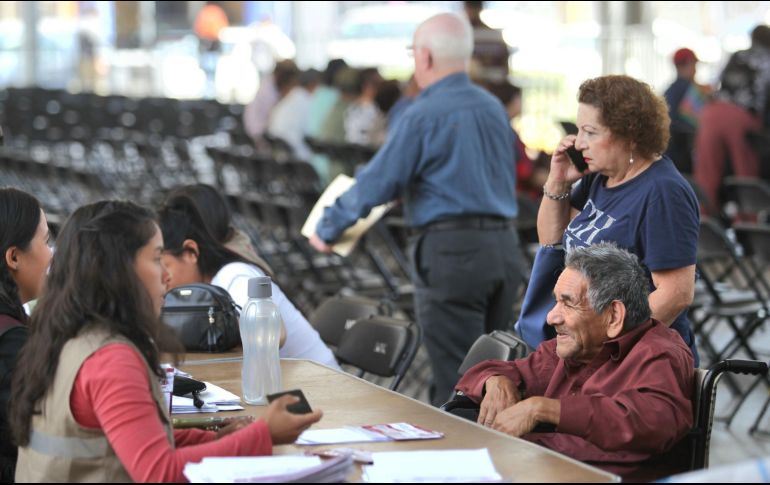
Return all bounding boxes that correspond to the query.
[171,382,244,414]
[296,423,443,445]
[171,396,219,414]
[199,381,241,405]
[184,455,322,483]
[362,449,503,483]
[300,174,393,257]
[296,427,390,445]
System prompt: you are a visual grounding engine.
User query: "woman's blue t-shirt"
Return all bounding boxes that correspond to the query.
[566,157,700,360]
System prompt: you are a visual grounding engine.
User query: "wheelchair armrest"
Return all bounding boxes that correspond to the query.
[440,392,479,412]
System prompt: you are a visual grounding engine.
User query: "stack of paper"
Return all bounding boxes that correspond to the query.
[172,382,244,414]
[296,423,443,445]
[183,454,353,483]
[361,449,503,483]
[300,174,394,257]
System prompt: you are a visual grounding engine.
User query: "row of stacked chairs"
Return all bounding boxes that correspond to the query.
[0,88,428,396]
[687,175,770,434]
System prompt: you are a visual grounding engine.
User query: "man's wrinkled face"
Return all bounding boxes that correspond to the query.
[546,268,610,364]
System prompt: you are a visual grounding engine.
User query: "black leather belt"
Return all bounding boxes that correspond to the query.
[415,216,514,234]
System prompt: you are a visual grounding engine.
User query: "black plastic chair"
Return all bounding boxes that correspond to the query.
[308,295,383,348]
[694,218,769,370]
[440,330,532,419]
[732,222,770,299]
[457,330,532,375]
[723,177,770,222]
[334,315,421,392]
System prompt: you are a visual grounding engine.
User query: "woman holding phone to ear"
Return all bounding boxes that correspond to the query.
[10,201,322,483]
[535,74,700,363]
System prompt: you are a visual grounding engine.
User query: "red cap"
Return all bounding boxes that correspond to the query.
[673,48,698,66]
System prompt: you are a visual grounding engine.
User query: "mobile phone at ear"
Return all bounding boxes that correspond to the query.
[267,389,313,414]
[566,145,588,172]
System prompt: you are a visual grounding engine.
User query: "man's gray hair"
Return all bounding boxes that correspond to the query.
[416,13,474,65]
[564,243,652,331]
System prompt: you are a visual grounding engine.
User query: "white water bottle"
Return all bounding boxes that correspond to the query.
[239,276,282,405]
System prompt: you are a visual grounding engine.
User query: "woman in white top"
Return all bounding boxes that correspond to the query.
[157,185,339,369]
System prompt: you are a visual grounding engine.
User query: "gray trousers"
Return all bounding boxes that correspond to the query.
[409,227,523,406]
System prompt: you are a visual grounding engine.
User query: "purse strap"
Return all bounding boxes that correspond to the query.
[0,314,23,339]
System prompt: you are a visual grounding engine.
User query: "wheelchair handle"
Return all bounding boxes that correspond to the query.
[722,359,769,376]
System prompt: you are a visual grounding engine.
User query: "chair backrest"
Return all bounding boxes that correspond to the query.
[457,330,532,376]
[688,359,768,470]
[334,315,422,392]
[309,295,382,348]
[724,177,770,221]
[732,223,770,298]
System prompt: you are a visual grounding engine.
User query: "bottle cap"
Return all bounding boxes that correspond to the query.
[248,276,272,298]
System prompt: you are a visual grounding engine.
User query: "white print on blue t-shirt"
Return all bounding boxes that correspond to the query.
[564,199,616,251]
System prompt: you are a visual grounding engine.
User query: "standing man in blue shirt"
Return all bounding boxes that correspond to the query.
[310,12,522,406]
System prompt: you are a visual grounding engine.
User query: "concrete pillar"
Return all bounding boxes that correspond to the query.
[21,1,38,86]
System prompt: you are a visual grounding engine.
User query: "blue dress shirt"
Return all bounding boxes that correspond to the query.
[316,72,518,243]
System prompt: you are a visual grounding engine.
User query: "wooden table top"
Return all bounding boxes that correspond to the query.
[179,359,619,483]
[177,348,243,365]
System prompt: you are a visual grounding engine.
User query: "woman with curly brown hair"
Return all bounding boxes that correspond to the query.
[529,74,700,363]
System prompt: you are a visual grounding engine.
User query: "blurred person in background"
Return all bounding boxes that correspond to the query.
[318,67,359,145]
[387,75,421,131]
[194,2,230,94]
[694,25,770,205]
[243,60,299,144]
[268,69,320,161]
[77,4,100,93]
[305,59,349,184]
[344,68,386,147]
[311,12,522,407]
[194,2,229,49]
[664,48,710,175]
[464,1,510,83]
[306,59,348,139]
[375,79,405,134]
[487,81,547,200]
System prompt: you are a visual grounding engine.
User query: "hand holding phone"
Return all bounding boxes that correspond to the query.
[267,389,313,414]
[566,145,588,172]
[265,390,322,445]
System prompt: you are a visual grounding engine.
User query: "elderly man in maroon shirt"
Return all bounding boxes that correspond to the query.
[455,243,694,480]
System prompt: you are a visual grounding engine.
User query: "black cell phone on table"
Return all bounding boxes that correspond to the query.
[267,389,313,414]
[566,145,588,172]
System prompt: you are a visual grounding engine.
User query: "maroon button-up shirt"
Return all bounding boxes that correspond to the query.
[455,320,694,480]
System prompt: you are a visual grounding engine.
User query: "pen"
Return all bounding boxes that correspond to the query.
[172,415,254,430]
[172,416,229,430]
